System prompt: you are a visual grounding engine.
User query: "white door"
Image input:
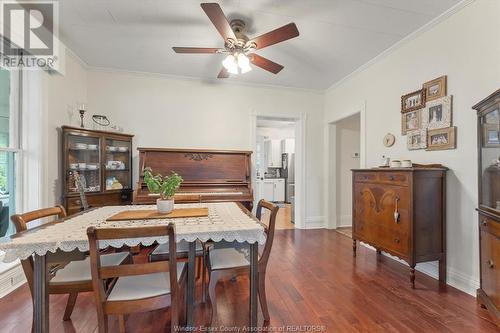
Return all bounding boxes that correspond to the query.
[261,181,275,201]
[274,179,285,201]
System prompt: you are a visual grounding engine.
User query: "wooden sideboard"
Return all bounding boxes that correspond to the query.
[352,167,447,288]
[473,88,500,327]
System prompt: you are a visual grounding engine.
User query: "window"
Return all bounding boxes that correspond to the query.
[0,62,21,241]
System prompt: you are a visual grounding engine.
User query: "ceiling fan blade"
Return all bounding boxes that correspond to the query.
[249,54,284,74]
[250,23,299,50]
[200,3,236,42]
[172,47,221,54]
[217,67,229,78]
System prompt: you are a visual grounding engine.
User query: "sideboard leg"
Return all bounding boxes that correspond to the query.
[352,239,356,257]
[438,256,446,284]
[410,266,416,289]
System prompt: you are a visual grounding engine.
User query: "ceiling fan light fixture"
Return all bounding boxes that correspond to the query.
[240,62,252,74]
[222,54,238,74]
[237,53,250,67]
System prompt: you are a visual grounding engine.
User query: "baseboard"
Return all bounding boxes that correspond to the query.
[303,216,325,229]
[359,242,478,296]
[0,262,26,298]
[336,214,352,228]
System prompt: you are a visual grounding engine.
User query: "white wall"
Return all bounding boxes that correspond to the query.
[335,114,360,227]
[324,0,500,294]
[82,70,324,227]
[46,51,88,206]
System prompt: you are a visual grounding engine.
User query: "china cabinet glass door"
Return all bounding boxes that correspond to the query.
[104,138,132,191]
[480,104,500,212]
[66,134,102,193]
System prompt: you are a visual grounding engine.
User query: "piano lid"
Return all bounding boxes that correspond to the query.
[138,148,252,183]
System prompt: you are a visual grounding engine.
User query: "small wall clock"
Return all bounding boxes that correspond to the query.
[383,133,396,147]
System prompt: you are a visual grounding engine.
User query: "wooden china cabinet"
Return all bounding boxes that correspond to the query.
[62,126,134,215]
[473,89,500,327]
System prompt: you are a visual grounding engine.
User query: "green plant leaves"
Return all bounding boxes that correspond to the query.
[143,168,183,199]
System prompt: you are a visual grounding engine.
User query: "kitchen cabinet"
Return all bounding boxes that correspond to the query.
[265,139,282,168]
[261,181,275,201]
[281,138,295,154]
[258,178,285,202]
[273,179,285,201]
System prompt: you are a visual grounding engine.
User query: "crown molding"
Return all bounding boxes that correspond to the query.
[324,0,476,94]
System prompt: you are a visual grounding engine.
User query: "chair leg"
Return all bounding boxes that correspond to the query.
[196,256,201,279]
[63,292,78,321]
[208,270,221,326]
[97,313,108,333]
[201,251,207,303]
[258,272,270,323]
[118,315,126,333]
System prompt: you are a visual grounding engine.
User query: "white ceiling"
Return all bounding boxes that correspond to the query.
[58,0,461,90]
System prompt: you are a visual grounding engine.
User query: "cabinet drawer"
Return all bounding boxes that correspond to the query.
[354,172,378,183]
[378,226,410,256]
[480,229,500,309]
[378,172,410,186]
[479,215,500,237]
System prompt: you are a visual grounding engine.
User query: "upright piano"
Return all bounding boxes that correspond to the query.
[133,148,254,210]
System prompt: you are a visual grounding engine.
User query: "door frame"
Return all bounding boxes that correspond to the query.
[324,101,366,229]
[250,112,306,229]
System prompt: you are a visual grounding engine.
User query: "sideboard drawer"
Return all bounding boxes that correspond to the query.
[378,172,410,186]
[379,225,410,256]
[354,172,378,183]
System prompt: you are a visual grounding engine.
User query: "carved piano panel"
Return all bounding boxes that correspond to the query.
[133,148,253,210]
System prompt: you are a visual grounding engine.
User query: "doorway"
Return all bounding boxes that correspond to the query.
[325,105,365,231]
[251,114,304,229]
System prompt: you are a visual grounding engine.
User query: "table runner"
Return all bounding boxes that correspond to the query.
[0,202,266,263]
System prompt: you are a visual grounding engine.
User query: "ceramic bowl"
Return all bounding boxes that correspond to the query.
[401,160,412,168]
[390,160,401,168]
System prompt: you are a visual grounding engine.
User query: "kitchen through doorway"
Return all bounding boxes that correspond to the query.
[254,117,296,229]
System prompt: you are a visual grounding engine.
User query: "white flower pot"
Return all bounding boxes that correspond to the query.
[157,198,174,214]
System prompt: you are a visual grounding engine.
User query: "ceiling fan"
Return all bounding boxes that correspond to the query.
[172,3,300,78]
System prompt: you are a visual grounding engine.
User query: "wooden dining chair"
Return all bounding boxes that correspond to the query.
[11,205,131,329]
[87,223,187,333]
[206,199,279,324]
[149,194,207,302]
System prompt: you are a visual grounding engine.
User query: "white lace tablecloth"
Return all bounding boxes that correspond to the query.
[0,202,266,263]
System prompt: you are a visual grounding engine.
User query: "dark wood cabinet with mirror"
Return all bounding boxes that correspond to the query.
[62,126,134,215]
[473,89,500,327]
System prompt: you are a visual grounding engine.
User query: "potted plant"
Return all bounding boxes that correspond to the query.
[143,167,183,214]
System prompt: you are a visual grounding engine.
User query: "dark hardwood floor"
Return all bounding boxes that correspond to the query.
[0,230,497,332]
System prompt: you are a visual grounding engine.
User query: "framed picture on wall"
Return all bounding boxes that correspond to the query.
[407,129,427,150]
[423,76,447,102]
[401,89,426,113]
[427,127,457,151]
[401,109,421,135]
[422,95,452,130]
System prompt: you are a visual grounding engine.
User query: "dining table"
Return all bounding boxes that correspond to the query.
[0,202,267,333]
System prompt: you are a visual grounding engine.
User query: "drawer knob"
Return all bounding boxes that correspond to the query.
[389,176,395,181]
[481,220,487,227]
[487,259,494,269]
[394,238,400,244]
[75,200,81,205]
